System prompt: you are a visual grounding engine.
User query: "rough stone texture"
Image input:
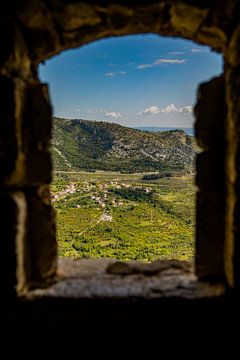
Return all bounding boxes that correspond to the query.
[225,65,240,287]
[194,75,226,280]
[195,76,226,151]
[11,0,239,65]
[0,76,25,186]
[0,10,31,78]
[22,83,52,186]
[196,149,225,191]
[196,191,225,280]
[0,188,56,294]
[25,186,57,290]
[28,258,224,299]
[0,191,27,295]
[0,78,52,188]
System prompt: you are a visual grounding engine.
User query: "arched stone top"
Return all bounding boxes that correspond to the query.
[10,0,238,65]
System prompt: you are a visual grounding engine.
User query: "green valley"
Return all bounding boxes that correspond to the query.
[51,118,196,262]
[52,171,195,262]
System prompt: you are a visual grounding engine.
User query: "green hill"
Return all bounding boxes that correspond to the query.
[52,117,195,173]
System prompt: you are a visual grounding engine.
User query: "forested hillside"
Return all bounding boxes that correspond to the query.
[52,117,195,173]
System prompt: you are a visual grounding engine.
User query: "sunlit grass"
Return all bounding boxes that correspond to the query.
[52,172,195,262]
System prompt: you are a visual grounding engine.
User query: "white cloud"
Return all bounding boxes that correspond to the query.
[191,48,206,53]
[137,58,187,69]
[105,72,115,77]
[154,58,187,65]
[161,104,179,113]
[168,51,185,55]
[104,111,122,118]
[105,71,127,77]
[179,105,193,114]
[136,64,153,69]
[137,104,192,116]
[81,108,123,119]
[137,106,161,115]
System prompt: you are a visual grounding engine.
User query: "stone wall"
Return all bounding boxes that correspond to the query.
[1,0,240,296]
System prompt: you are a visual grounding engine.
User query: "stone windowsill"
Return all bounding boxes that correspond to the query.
[25,258,226,300]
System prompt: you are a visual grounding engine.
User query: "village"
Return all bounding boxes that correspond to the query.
[51,173,195,261]
[50,180,153,222]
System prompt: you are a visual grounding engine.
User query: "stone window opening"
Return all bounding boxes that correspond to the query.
[38,34,223,277]
[2,1,240,304]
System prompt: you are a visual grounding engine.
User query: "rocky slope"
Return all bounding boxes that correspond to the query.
[52,117,195,173]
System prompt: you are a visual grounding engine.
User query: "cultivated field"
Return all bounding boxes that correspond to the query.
[51,171,195,262]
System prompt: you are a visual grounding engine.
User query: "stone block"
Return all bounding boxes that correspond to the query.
[0,191,27,296]
[12,0,61,62]
[0,11,30,77]
[22,82,52,185]
[228,24,240,67]
[170,4,208,34]
[25,185,57,288]
[0,77,52,187]
[196,190,225,280]
[196,25,227,52]
[224,66,240,288]
[0,188,56,293]
[0,76,25,186]
[196,149,225,191]
[194,75,226,150]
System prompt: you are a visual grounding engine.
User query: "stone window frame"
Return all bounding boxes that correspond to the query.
[1,0,240,298]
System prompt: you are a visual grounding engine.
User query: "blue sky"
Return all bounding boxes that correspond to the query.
[39,34,223,128]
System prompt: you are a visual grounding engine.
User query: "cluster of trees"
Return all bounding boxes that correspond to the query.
[109,187,155,203]
[142,172,173,181]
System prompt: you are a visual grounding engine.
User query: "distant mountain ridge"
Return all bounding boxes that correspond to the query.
[52,117,195,173]
[135,127,194,136]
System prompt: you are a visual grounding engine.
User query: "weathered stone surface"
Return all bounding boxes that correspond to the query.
[194,75,226,151]
[228,25,240,67]
[170,4,208,35]
[0,78,52,187]
[196,149,225,191]
[106,261,135,275]
[194,75,226,281]
[27,257,225,300]
[196,25,227,51]
[0,11,30,77]
[22,83,52,185]
[106,259,192,276]
[196,190,225,280]
[225,67,240,288]
[0,191,27,295]
[15,0,62,62]
[52,3,103,31]
[0,188,56,294]
[25,186,57,289]
[0,76,26,186]
[12,1,230,62]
